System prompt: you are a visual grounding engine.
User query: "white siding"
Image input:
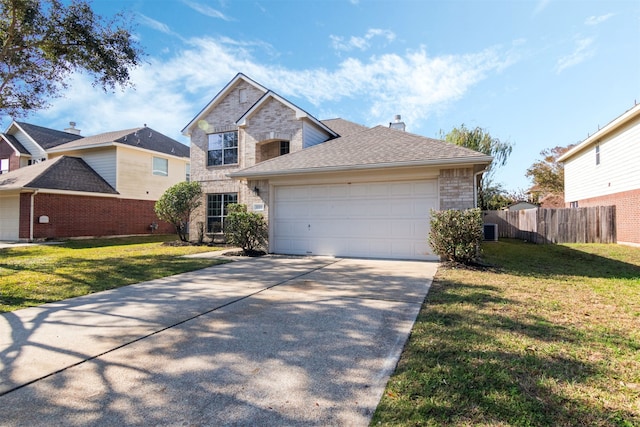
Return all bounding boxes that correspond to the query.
[78,149,117,189]
[565,119,640,202]
[13,131,46,160]
[302,121,332,148]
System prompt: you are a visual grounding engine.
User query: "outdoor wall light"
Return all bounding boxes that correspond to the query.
[253,186,260,196]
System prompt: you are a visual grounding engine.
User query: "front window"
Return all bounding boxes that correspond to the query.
[207,193,238,233]
[185,163,191,182]
[0,159,8,174]
[595,144,600,165]
[208,131,238,166]
[153,157,168,176]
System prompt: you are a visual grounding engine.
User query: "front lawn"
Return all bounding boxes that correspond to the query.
[373,239,640,426]
[0,235,228,312]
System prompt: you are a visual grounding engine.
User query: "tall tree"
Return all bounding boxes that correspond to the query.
[0,0,144,118]
[442,124,513,210]
[525,145,574,199]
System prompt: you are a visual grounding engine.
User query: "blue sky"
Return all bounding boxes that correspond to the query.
[14,0,640,192]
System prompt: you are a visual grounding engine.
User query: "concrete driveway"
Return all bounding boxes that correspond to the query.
[0,255,437,426]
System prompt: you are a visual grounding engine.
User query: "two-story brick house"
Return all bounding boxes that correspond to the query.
[559,103,640,244]
[0,122,190,241]
[183,73,492,260]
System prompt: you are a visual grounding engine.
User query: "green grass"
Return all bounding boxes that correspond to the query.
[372,239,640,426]
[0,235,229,312]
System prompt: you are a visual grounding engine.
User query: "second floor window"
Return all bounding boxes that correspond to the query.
[208,131,238,166]
[153,157,168,176]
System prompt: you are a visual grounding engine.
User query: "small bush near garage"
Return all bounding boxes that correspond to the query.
[224,204,268,255]
[429,208,483,264]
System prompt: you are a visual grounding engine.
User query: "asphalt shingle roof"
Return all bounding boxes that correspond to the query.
[1,134,30,155]
[0,156,118,194]
[321,118,369,137]
[51,127,190,158]
[231,125,493,178]
[15,122,84,149]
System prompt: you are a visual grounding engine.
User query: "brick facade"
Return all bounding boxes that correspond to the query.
[570,188,640,244]
[18,193,173,240]
[189,80,298,235]
[439,168,475,210]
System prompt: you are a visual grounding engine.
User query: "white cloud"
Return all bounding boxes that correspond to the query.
[555,37,595,74]
[585,13,614,26]
[138,14,177,36]
[33,36,515,142]
[533,0,551,16]
[330,29,396,52]
[181,0,232,21]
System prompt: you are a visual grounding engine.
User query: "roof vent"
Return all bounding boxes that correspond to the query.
[389,114,406,132]
[64,121,81,135]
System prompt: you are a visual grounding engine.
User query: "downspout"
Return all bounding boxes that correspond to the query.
[473,169,487,208]
[30,189,39,241]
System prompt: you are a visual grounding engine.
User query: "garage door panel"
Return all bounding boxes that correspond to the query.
[273,181,438,260]
[0,195,20,241]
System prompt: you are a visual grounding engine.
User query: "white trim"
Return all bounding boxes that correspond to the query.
[229,156,493,179]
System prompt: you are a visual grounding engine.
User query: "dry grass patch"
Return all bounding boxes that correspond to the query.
[373,239,640,426]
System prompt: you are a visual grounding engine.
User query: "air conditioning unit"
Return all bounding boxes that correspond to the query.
[483,223,498,241]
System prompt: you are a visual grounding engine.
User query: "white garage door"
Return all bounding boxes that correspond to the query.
[272,180,438,260]
[0,195,20,241]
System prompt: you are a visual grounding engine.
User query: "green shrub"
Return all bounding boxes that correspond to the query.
[224,204,268,255]
[429,208,483,263]
[154,181,202,242]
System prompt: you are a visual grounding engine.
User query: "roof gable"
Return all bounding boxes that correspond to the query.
[1,134,31,155]
[182,73,268,136]
[13,121,84,150]
[0,156,118,194]
[236,91,338,137]
[231,126,493,178]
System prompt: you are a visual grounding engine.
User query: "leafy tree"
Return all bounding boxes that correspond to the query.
[479,179,513,210]
[224,204,268,255]
[441,124,513,172]
[154,181,202,242]
[0,0,143,118]
[526,145,574,197]
[441,124,513,210]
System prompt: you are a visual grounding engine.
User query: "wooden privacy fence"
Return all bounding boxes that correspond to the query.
[482,206,616,244]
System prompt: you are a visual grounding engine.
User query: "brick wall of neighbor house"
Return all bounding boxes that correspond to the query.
[569,188,640,244]
[0,139,20,172]
[18,193,174,240]
[439,168,475,210]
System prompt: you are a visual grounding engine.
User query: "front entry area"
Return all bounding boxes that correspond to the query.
[272,180,438,260]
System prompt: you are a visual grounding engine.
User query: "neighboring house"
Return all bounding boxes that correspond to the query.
[558,103,640,244]
[0,121,190,241]
[182,73,493,260]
